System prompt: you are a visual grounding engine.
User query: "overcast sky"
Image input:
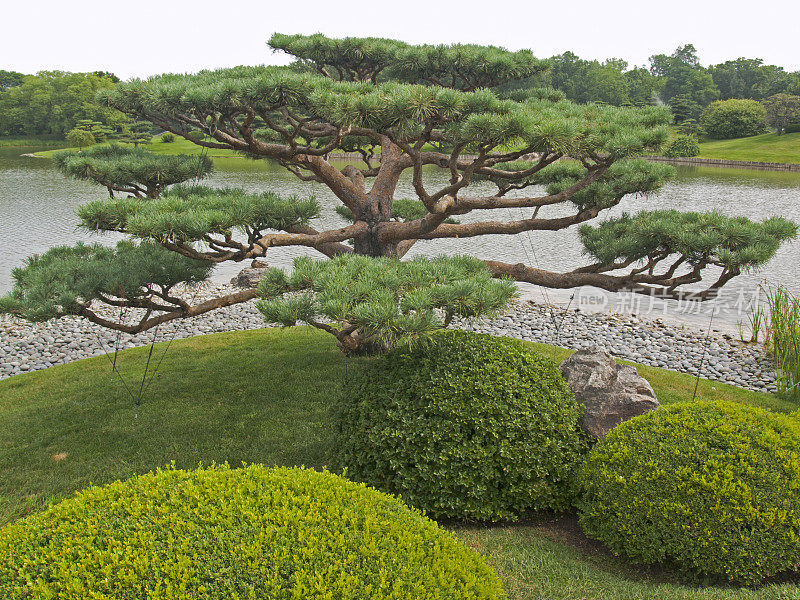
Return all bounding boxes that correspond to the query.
[4,0,798,79]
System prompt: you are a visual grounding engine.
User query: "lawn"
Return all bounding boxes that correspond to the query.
[0,135,66,148]
[35,131,800,169]
[698,132,800,164]
[33,136,245,158]
[0,327,797,599]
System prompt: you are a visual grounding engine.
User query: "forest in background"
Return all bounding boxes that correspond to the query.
[2,43,799,138]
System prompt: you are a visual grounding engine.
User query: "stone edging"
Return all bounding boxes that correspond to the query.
[0,285,778,394]
[644,156,800,172]
[327,152,800,172]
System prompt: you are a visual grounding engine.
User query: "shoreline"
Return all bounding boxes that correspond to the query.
[324,152,800,172]
[0,282,777,394]
[22,147,800,172]
[645,155,800,171]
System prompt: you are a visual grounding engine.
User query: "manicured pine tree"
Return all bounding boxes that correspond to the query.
[74,119,114,143]
[2,34,797,354]
[118,120,153,147]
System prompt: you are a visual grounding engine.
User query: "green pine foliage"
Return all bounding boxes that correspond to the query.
[497,86,567,103]
[579,210,797,271]
[53,143,212,197]
[334,331,586,521]
[78,185,320,242]
[120,120,153,147]
[487,159,674,210]
[269,32,548,90]
[271,33,408,82]
[578,401,800,584]
[0,465,505,599]
[256,254,516,352]
[74,118,114,142]
[0,241,212,322]
[99,66,672,159]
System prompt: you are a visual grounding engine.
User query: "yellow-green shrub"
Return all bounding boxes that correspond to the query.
[0,465,505,599]
[578,401,800,584]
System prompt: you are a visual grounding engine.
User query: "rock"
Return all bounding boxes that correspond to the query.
[230,260,270,288]
[559,348,659,439]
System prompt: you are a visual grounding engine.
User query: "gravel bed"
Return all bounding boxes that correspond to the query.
[0,283,778,394]
[452,304,777,394]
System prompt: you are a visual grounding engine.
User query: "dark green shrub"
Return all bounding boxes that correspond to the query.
[0,465,504,599]
[786,122,800,134]
[701,99,767,139]
[665,135,700,157]
[160,131,175,143]
[578,401,800,584]
[335,330,586,521]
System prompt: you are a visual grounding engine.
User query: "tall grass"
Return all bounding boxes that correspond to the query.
[763,286,800,401]
[737,297,766,343]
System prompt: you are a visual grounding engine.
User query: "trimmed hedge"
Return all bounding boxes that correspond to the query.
[335,331,586,521]
[665,135,700,158]
[0,465,504,599]
[578,401,800,584]
[701,99,767,139]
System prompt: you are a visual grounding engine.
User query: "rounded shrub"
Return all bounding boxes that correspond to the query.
[159,131,175,143]
[664,134,700,158]
[701,99,767,139]
[0,465,504,599]
[578,401,800,584]
[335,330,586,521]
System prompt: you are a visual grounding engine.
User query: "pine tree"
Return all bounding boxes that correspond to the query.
[118,120,153,147]
[2,34,797,353]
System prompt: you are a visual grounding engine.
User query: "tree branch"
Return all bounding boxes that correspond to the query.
[78,288,259,334]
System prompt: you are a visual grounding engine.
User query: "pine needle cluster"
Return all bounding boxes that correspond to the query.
[256,254,516,352]
[0,241,212,322]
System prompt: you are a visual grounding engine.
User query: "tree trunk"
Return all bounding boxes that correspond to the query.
[335,330,389,355]
[353,225,400,257]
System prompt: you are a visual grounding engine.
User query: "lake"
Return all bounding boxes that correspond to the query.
[1,145,798,333]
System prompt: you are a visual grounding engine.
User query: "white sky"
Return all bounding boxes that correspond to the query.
[3,0,799,80]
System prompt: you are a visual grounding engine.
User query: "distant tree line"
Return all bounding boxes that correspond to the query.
[2,44,799,141]
[0,71,128,137]
[511,44,799,119]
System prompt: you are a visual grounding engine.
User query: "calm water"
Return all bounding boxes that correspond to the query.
[1,146,798,333]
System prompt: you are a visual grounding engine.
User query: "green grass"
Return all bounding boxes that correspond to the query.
[698,132,800,164]
[35,133,800,167]
[33,137,245,158]
[0,135,67,148]
[0,327,796,599]
[454,525,800,600]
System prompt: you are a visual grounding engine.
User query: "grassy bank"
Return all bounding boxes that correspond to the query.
[33,136,244,158]
[33,132,800,167]
[0,135,67,148]
[698,132,800,164]
[1,327,794,599]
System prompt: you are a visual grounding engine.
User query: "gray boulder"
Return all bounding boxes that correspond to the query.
[559,348,659,439]
[230,260,270,289]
